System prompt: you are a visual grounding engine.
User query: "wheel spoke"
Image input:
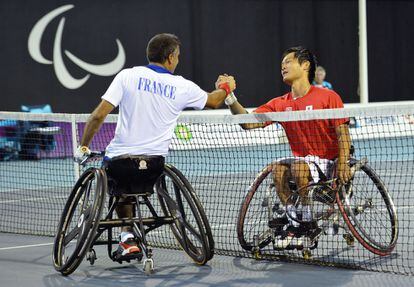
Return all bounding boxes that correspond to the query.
[158,165,211,264]
[53,168,106,275]
[338,162,398,254]
[64,226,81,245]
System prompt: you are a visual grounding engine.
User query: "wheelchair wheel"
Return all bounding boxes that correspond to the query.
[336,160,398,256]
[237,164,280,251]
[156,164,212,265]
[164,164,214,261]
[53,168,107,275]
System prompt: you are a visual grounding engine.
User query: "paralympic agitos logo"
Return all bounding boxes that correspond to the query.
[28,4,125,89]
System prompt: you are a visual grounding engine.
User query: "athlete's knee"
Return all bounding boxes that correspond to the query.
[273,164,289,183]
[291,161,310,180]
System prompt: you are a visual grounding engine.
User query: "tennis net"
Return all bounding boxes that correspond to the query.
[0,104,413,275]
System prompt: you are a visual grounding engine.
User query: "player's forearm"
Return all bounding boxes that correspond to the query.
[80,100,114,147]
[227,101,264,130]
[205,89,227,109]
[228,100,247,115]
[80,113,105,147]
[336,124,351,163]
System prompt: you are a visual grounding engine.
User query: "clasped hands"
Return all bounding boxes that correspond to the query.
[215,74,236,95]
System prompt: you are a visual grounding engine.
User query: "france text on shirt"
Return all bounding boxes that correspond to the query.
[137,77,177,100]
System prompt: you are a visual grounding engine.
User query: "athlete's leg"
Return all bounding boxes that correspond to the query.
[272,163,292,205]
[272,162,301,228]
[290,160,313,223]
[116,196,134,233]
[104,158,142,259]
[272,161,304,248]
[290,160,313,205]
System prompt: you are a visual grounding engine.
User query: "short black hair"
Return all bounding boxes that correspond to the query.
[282,47,317,83]
[146,33,181,64]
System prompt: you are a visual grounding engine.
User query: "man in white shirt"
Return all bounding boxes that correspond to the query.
[74,33,235,261]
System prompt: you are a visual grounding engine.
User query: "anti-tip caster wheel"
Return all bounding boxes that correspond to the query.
[343,234,355,247]
[253,248,262,260]
[143,258,154,275]
[86,249,97,265]
[302,249,312,260]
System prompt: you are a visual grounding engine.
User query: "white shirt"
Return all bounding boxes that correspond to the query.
[102,65,207,158]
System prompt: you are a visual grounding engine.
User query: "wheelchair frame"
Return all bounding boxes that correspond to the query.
[237,156,399,259]
[53,157,214,276]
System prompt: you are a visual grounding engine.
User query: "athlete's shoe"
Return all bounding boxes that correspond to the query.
[268,215,289,229]
[113,232,143,262]
[269,203,289,230]
[273,226,303,249]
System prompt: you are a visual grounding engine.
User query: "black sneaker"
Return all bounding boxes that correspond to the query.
[268,215,289,229]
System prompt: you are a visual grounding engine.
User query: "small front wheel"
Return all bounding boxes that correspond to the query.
[86,249,97,265]
[302,249,312,260]
[143,258,154,275]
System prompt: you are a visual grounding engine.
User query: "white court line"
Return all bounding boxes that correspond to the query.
[147,222,237,235]
[0,186,72,193]
[210,223,236,229]
[0,242,53,251]
[0,196,67,204]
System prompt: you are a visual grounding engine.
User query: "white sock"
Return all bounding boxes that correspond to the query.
[302,205,313,222]
[120,231,134,243]
[286,205,300,227]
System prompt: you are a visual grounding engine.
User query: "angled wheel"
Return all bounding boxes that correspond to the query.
[336,159,398,256]
[156,164,212,265]
[237,164,281,251]
[165,164,214,261]
[53,168,107,275]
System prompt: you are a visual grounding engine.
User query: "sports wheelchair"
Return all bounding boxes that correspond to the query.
[53,152,214,276]
[237,149,399,259]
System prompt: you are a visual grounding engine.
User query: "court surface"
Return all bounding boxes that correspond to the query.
[1,143,414,276]
[0,233,413,287]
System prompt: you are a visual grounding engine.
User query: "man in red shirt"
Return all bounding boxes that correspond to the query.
[224,46,351,247]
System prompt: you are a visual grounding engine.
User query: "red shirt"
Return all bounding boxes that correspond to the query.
[254,86,348,160]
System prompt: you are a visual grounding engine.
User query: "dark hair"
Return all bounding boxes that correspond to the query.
[146,33,181,64]
[282,46,317,83]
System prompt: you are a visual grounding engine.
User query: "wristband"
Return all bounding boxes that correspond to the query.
[224,92,238,106]
[218,82,231,95]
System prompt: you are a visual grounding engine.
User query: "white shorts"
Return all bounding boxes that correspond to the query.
[278,155,335,183]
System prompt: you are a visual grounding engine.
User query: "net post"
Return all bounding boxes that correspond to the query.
[359,0,369,104]
[71,114,80,180]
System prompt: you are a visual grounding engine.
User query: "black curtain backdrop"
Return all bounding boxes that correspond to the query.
[0,0,412,113]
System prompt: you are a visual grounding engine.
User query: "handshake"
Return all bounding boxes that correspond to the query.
[215,74,237,106]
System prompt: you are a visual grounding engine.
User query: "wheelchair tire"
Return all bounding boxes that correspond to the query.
[156,164,211,265]
[164,164,215,261]
[53,168,107,275]
[237,164,278,251]
[336,160,398,256]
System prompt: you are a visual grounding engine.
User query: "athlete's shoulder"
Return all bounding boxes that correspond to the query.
[312,86,340,97]
[256,93,289,112]
[174,76,200,89]
[269,92,290,103]
[115,67,138,77]
[129,66,148,74]
[312,86,344,107]
[177,75,193,83]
